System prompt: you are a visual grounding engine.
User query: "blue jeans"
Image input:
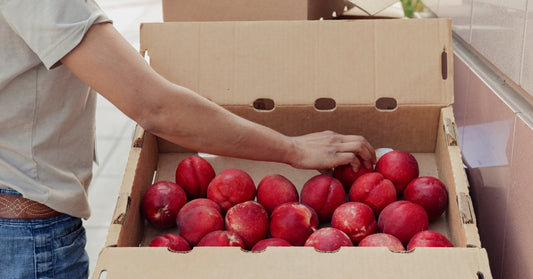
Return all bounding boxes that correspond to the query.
[0,189,89,279]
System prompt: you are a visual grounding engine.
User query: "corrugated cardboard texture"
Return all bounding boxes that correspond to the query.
[140,19,453,106]
[162,0,346,21]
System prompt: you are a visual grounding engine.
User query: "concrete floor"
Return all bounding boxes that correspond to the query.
[85,0,162,277]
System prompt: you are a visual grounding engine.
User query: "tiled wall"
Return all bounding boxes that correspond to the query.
[429,0,533,97]
[524,2,533,93]
[453,51,533,279]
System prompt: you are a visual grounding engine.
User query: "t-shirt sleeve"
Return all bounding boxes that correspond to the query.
[1,0,112,69]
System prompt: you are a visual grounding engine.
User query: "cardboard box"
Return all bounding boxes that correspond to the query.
[162,0,347,21]
[92,19,492,279]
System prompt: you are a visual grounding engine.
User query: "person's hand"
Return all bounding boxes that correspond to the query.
[286,131,376,173]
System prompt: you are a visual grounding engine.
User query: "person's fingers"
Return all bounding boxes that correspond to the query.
[350,158,361,173]
[289,132,376,171]
[336,135,376,158]
[335,141,375,168]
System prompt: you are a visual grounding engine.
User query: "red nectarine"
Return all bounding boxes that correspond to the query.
[141,181,187,229]
[304,227,353,252]
[269,202,319,246]
[331,202,377,244]
[300,174,346,222]
[358,233,405,251]
[256,174,299,215]
[207,168,256,212]
[407,230,453,250]
[375,150,419,194]
[149,233,191,252]
[175,155,216,199]
[377,200,428,245]
[225,201,269,249]
[349,172,397,215]
[403,176,448,222]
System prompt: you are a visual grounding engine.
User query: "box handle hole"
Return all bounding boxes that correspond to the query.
[253,98,275,111]
[375,97,397,111]
[314,98,336,111]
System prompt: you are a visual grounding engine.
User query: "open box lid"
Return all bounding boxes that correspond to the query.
[140,18,453,107]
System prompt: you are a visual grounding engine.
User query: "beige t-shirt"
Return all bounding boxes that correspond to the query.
[0,0,111,219]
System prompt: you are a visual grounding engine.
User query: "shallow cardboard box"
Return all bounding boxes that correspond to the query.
[162,0,346,21]
[92,19,492,279]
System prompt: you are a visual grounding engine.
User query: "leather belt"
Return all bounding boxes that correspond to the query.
[0,193,62,219]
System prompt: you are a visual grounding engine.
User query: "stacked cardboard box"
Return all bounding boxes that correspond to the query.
[92,3,492,279]
[161,0,346,21]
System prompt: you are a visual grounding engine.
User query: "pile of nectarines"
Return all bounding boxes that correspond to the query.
[141,150,453,253]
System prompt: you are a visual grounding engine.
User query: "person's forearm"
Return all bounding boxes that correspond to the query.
[62,23,295,164]
[144,82,296,163]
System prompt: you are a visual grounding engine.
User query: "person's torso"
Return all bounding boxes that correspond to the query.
[0,10,98,218]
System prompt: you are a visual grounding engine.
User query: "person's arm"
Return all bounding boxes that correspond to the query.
[61,23,375,170]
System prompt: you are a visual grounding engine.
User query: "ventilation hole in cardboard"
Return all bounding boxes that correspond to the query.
[314,98,336,111]
[253,98,275,111]
[477,272,484,279]
[97,270,107,279]
[441,49,448,80]
[375,97,397,111]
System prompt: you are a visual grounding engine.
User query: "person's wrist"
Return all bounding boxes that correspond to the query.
[281,136,299,168]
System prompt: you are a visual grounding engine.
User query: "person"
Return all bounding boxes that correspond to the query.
[0,1,375,278]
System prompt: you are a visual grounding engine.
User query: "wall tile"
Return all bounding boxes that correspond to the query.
[521,0,533,96]
[460,68,516,279]
[438,0,473,42]
[502,114,533,279]
[470,0,527,83]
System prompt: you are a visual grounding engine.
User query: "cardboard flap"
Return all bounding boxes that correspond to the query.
[140,19,453,106]
[347,0,399,15]
[341,2,405,18]
[93,246,492,279]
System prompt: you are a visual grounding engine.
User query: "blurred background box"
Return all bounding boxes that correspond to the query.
[162,0,346,21]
